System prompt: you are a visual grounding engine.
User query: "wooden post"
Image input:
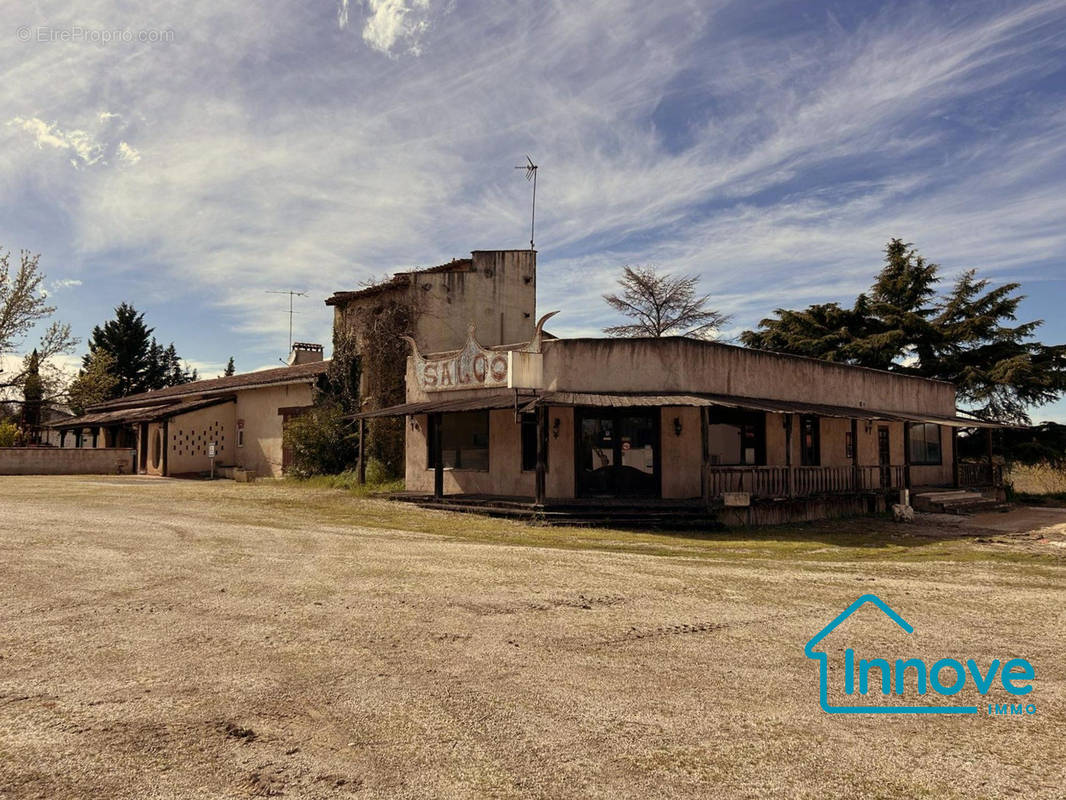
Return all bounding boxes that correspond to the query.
[951,427,960,488]
[784,414,794,498]
[850,418,859,491]
[357,417,367,485]
[700,406,711,504]
[432,412,443,499]
[534,405,547,507]
[903,422,912,491]
[986,425,995,486]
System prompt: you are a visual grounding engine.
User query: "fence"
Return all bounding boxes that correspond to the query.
[705,464,906,500]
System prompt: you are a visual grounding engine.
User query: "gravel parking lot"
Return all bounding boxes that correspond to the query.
[1,476,1064,799]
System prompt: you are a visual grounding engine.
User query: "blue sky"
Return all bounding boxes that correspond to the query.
[2,0,1065,420]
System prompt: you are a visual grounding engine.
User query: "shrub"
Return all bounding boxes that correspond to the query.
[0,420,18,447]
[282,404,358,477]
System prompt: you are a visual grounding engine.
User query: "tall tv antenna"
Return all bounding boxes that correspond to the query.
[514,154,538,250]
[266,289,308,354]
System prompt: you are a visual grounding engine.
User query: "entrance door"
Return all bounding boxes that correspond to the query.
[576,409,660,497]
[877,426,891,488]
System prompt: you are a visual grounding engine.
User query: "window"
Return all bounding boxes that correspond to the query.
[845,431,854,460]
[520,413,546,471]
[428,411,490,470]
[237,429,244,448]
[908,423,942,465]
[706,409,766,466]
[800,415,820,466]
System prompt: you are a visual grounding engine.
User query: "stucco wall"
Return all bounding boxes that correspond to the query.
[0,447,135,475]
[406,406,581,499]
[167,402,237,475]
[412,251,537,350]
[336,250,537,367]
[234,383,314,478]
[661,406,702,499]
[540,338,956,416]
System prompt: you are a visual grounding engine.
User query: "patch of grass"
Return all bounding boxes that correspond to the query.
[242,486,1066,571]
[1007,463,1066,494]
[282,472,404,496]
[1012,491,1066,508]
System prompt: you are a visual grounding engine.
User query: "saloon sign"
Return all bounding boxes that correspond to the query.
[403,325,510,392]
[402,313,557,394]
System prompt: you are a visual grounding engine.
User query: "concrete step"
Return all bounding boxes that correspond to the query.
[912,490,1002,515]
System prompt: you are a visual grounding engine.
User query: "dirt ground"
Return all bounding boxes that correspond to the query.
[1,476,1064,799]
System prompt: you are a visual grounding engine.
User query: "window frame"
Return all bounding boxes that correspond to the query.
[427,410,491,472]
[908,422,942,466]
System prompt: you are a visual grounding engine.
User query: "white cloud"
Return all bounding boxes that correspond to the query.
[115,141,141,165]
[7,111,141,170]
[0,0,1064,403]
[51,279,83,290]
[8,117,105,169]
[361,0,432,55]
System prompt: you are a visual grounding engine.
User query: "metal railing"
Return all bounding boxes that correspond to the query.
[705,464,907,500]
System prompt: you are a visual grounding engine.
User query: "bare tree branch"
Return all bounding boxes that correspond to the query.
[602,265,731,339]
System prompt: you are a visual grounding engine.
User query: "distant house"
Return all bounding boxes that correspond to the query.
[48,344,328,477]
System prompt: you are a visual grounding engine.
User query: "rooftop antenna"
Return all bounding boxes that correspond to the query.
[514,154,538,250]
[266,289,308,356]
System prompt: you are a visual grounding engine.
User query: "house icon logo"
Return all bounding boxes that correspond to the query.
[804,594,1036,715]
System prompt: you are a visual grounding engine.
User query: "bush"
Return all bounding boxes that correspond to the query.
[282,404,358,477]
[0,420,18,447]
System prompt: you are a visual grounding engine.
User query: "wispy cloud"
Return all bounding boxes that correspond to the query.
[360,0,434,55]
[0,0,1064,418]
[7,112,141,170]
[8,117,105,169]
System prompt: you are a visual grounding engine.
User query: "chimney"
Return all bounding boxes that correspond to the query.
[288,342,324,366]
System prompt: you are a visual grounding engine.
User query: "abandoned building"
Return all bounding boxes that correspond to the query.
[326,250,538,473]
[347,251,1003,524]
[47,343,328,477]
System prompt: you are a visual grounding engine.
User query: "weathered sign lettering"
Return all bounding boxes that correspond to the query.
[403,326,511,392]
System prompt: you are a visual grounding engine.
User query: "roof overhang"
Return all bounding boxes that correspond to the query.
[348,392,535,419]
[519,392,1006,428]
[346,389,1010,427]
[49,396,236,429]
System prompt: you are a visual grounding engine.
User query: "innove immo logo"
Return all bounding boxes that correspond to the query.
[804,594,1036,715]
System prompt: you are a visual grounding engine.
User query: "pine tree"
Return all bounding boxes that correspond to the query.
[83,304,197,397]
[223,356,235,377]
[84,303,155,397]
[21,349,43,437]
[741,239,1066,423]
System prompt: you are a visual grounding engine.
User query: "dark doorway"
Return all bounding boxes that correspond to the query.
[800,415,821,466]
[878,426,891,488]
[576,408,660,497]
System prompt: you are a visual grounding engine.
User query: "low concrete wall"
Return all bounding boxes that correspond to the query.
[0,447,136,475]
[717,493,891,526]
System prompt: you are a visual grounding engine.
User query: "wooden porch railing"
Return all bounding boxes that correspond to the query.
[705,464,907,500]
[957,462,1003,488]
